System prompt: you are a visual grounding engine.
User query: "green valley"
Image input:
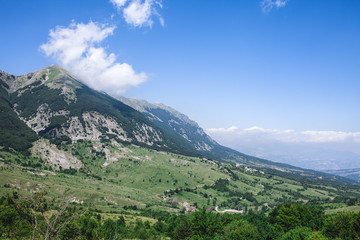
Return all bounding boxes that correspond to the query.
[1,139,359,214]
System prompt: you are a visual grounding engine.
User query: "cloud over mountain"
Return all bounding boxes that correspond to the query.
[40,21,147,95]
[110,0,164,27]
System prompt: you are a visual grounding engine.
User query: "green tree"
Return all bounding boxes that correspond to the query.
[173,218,193,240]
[307,232,328,240]
[0,201,32,239]
[322,212,358,240]
[190,207,222,239]
[223,219,261,240]
[270,203,324,232]
[79,213,99,240]
[100,218,118,240]
[279,226,313,240]
[245,213,280,240]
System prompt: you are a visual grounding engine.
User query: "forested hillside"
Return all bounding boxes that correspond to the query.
[1,192,360,239]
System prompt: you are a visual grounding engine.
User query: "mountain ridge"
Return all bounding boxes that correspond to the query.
[119,96,218,152]
[119,96,359,185]
[1,65,360,218]
[1,66,203,157]
[0,65,358,185]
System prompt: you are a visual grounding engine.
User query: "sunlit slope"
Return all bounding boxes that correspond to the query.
[120,97,358,185]
[1,140,359,213]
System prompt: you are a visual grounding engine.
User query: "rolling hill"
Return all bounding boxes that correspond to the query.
[0,65,359,215]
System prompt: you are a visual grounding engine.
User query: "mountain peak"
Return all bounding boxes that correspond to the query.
[45,65,74,76]
[0,65,81,93]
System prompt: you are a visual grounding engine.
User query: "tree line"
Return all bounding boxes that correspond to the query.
[1,192,360,239]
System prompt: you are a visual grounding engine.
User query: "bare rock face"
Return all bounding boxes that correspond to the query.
[119,97,218,152]
[20,103,69,133]
[133,123,162,146]
[48,112,131,142]
[32,139,83,170]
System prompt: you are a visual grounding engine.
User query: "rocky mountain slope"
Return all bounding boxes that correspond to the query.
[0,65,199,157]
[119,97,218,152]
[0,65,360,214]
[0,65,358,186]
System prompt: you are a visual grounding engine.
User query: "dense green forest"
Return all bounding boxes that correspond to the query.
[1,192,360,240]
[0,79,38,153]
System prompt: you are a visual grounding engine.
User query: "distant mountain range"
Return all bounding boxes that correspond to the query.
[219,142,360,171]
[323,168,360,182]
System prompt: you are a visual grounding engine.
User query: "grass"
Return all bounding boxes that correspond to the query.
[1,141,360,214]
[325,205,360,215]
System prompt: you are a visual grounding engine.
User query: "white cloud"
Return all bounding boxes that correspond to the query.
[158,16,165,27]
[207,126,360,170]
[207,126,238,133]
[207,126,360,144]
[260,0,288,13]
[123,0,154,27]
[40,21,147,95]
[110,0,128,9]
[111,0,164,28]
[300,131,360,143]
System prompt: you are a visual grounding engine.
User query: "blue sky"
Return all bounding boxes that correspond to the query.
[1,0,360,159]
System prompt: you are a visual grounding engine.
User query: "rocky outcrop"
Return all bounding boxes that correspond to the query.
[19,103,69,133]
[32,139,83,170]
[133,123,162,146]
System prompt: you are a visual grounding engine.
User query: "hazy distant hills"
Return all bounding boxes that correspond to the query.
[220,141,360,171]
[324,168,360,182]
[217,141,360,182]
